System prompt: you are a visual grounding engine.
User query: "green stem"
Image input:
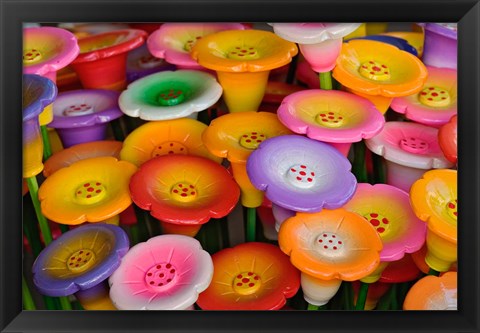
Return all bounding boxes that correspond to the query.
[22,275,36,310]
[130,224,140,245]
[58,223,69,234]
[372,153,386,184]
[26,176,53,245]
[246,207,256,242]
[376,285,393,310]
[23,212,43,258]
[44,296,58,310]
[428,268,440,276]
[389,283,399,310]
[319,71,333,90]
[307,303,319,310]
[133,205,150,242]
[355,282,369,310]
[352,141,368,183]
[40,125,52,160]
[286,54,299,84]
[58,296,73,310]
[343,282,354,310]
[110,119,125,141]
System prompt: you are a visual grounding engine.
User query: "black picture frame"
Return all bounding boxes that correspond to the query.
[1,0,479,332]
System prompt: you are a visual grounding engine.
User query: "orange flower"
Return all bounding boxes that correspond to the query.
[196,242,300,310]
[403,271,457,310]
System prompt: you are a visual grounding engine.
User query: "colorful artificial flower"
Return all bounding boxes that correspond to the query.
[381,31,424,57]
[32,224,129,309]
[277,89,385,156]
[365,121,454,192]
[379,254,422,284]
[58,23,130,34]
[332,39,427,113]
[120,118,222,167]
[270,23,362,73]
[278,209,382,305]
[391,66,457,127]
[129,155,240,236]
[190,29,298,112]
[118,70,222,121]
[71,29,147,91]
[126,44,176,83]
[109,234,213,310]
[347,35,418,56]
[196,242,300,310]
[38,157,137,225]
[260,81,304,113]
[147,23,246,69]
[43,140,122,177]
[256,197,279,241]
[352,281,390,310]
[410,169,457,272]
[247,135,357,212]
[202,112,292,208]
[49,89,123,148]
[23,74,57,178]
[438,115,458,164]
[403,271,457,310]
[419,23,457,69]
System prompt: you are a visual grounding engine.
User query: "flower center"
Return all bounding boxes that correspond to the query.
[184,36,202,52]
[137,55,163,69]
[316,232,344,253]
[315,111,345,128]
[23,48,42,64]
[232,271,262,296]
[157,88,185,106]
[287,164,316,189]
[446,199,458,221]
[171,182,198,203]
[151,141,188,158]
[67,249,96,273]
[418,86,451,107]
[363,212,390,235]
[359,60,391,81]
[399,137,429,154]
[63,104,95,116]
[227,46,260,60]
[145,262,177,290]
[239,132,266,150]
[75,181,107,205]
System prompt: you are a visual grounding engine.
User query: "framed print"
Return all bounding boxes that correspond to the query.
[1,0,479,332]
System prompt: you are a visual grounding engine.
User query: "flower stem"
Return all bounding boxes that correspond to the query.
[26,176,53,246]
[58,296,73,310]
[307,303,319,310]
[428,268,440,276]
[58,223,70,234]
[389,283,399,310]
[355,282,369,310]
[130,224,140,245]
[110,119,125,141]
[22,275,36,310]
[40,125,52,160]
[319,71,333,90]
[286,54,299,84]
[246,207,256,242]
[352,141,368,183]
[372,153,386,184]
[343,282,354,310]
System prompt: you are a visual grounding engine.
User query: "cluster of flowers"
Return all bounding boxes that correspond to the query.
[22,22,457,311]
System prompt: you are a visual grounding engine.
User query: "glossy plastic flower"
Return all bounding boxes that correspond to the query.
[202,112,292,207]
[381,31,424,57]
[403,271,457,310]
[419,23,457,70]
[365,121,454,192]
[32,224,129,297]
[410,169,457,272]
[391,67,457,127]
[23,74,57,178]
[120,118,222,167]
[129,155,240,231]
[438,115,457,164]
[118,70,222,120]
[126,44,176,83]
[277,89,384,156]
[109,234,212,310]
[49,89,123,148]
[190,29,298,112]
[71,29,147,91]
[379,254,422,283]
[196,242,300,310]
[270,23,361,72]
[247,135,357,212]
[43,140,122,177]
[147,23,245,69]
[38,157,138,225]
[347,35,418,56]
[333,40,427,113]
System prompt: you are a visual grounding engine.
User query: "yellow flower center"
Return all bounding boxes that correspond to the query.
[232,271,262,295]
[145,262,177,290]
[287,164,316,189]
[316,232,344,253]
[171,182,198,203]
[184,36,202,52]
[157,88,185,106]
[151,141,188,158]
[359,60,391,81]
[419,86,451,107]
[137,55,163,69]
[446,199,458,221]
[227,46,260,60]
[67,249,96,273]
[363,212,390,235]
[63,104,95,116]
[399,137,429,154]
[239,132,266,150]
[75,181,107,205]
[315,111,345,128]
[23,48,42,64]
